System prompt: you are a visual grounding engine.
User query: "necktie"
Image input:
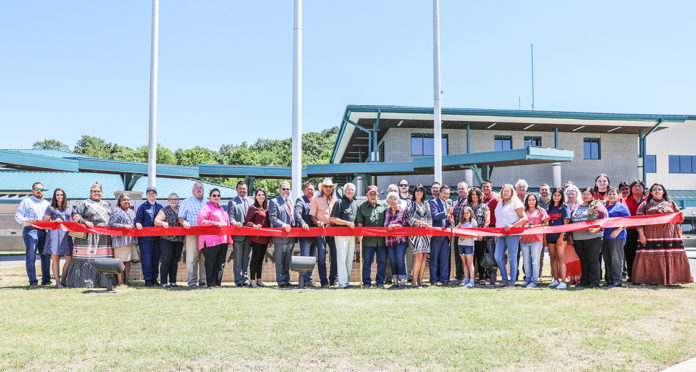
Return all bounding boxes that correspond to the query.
[285,198,293,225]
[242,198,248,215]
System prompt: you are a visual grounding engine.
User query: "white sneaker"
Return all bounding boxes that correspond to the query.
[466,282,475,288]
[459,281,468,287]
[463,278,470,285]
[549,280,560,288]
[556,282,567,290]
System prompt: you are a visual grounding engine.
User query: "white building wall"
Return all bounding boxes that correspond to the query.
[646,123,696,190]
[376,128,639,192]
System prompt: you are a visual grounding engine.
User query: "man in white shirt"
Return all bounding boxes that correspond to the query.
[15,182,52,288]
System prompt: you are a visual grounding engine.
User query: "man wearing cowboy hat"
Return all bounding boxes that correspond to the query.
[309,178,338,287]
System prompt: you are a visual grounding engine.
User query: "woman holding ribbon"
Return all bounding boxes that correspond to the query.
[633,184,693,285]
[42,188,73,288]
[197,188,230,288]
[66,182,115,288]
[405,184,432,288]
[568,187,608,288]
[155,193,184,288]
[109,193,138,285]
[245,188,271,288]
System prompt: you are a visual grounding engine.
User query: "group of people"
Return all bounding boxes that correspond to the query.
[14,173,694,290]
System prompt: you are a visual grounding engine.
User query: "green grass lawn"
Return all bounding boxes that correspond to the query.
[1,265,695,371]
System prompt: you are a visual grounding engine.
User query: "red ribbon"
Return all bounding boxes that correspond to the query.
[32,212,682,238]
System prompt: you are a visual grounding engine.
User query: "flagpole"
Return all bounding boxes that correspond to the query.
[147,0,159,188]
[291,0,303,200]
[432,0,443,184]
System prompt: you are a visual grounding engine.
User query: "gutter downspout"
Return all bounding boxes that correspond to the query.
[640,119,663,184]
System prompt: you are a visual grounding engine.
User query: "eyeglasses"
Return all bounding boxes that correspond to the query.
[211,194,221,198]
[169,199,179,202]
[33,187,45,191]
[399,184,408,187]
[280,188,290,191]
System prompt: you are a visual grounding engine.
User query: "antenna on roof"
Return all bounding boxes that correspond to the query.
[531,43,535,110]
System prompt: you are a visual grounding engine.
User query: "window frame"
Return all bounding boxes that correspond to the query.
[410,133,448,156]
[523,136,542,148]
[494,135,513,151]
[583,138,601,160]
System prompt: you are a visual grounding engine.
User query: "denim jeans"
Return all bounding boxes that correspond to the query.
[494,235,521,284]
[520,241,543,284]
[22,228,50,286]
[362,245,387,286]
[430,237,450,284]
[299,237,318,284]
[317,236,337,285]
[386,242,408,279]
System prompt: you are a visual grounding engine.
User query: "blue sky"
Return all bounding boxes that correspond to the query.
[1,1,694,151]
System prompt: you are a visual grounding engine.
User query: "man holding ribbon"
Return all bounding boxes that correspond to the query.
[228,180,254,287]
[269,181,295,288]
[15,182,52,288]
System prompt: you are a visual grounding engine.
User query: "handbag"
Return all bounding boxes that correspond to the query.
[482,238,498,268]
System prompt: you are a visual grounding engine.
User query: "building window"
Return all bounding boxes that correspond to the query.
[494,136,512,151]
[583,138,600,160]
[411,134,448,156]
[669,155,696,173]
[645,155,656,173]
[524,136,542,148]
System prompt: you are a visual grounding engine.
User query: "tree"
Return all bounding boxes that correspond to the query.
[32,139,70,152]
[175,146,220,166]
[134,145,177,165]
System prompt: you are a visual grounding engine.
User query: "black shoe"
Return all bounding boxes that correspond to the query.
[387,284,398,290]
[376,284,385,289]
[145,280,154,287]
[398,283,407,290]
[152,279,160,286]
[363,283,372,289]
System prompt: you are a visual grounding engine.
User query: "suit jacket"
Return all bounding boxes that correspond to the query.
[227,195,254,242]
[294,195,315,228]
[429,197,453,228]
[269,195,295,244]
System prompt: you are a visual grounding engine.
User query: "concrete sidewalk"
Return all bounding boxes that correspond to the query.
[662,356,696,372]
[0,254,25,268]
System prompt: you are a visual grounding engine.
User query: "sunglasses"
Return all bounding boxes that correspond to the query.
[399,184,408,187]
[33,187,46,191]
[280,188,290,191]
[211,194,221,198]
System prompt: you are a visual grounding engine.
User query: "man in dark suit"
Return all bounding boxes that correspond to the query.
[269,181,295,287]
[295,181,316,286]
[227,181,254,287]
[429,184,453,285]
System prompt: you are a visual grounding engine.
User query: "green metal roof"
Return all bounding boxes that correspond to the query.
[0,171,124,200]
[330,105,696,163]
[0,171,236,200]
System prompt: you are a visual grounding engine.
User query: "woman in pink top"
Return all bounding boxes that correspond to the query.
[519,193,548,288]
[197,188,230,288]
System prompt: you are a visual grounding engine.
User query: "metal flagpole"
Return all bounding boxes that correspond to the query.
[432,0,443,184]
[147,0,159,188]
[291,0,303,201]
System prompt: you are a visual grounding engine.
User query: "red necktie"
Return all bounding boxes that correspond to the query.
[285,198,293,225]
